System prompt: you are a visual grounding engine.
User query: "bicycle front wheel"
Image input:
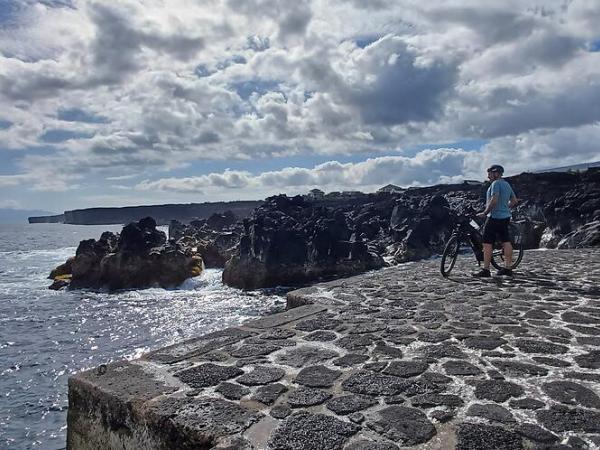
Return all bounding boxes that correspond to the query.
[491,223,524,270]
[441,235,460,277]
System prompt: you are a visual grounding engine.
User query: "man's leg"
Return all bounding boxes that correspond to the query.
[502,242,513,268]
[483,243,493,270]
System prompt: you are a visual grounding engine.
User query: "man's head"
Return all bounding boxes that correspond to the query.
[487,164,504,181]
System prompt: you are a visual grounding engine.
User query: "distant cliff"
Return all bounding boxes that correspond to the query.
[28,214,65,224]
[28,201,263,225]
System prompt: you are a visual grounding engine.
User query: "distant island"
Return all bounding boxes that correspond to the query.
[28,201,264,225]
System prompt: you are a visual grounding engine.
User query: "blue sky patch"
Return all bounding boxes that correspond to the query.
[354,36,381,49]
[0,119,12,130]
[57,108,109,124]
[194,64,213,78]
[41,129,93,143]
[232,80,280,100]
[589,39,600,52]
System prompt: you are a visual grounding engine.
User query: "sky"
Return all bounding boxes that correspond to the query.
[0,0,599,212]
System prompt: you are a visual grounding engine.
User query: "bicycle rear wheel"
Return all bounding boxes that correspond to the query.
[491,223,524,270]
[441,235,459,277]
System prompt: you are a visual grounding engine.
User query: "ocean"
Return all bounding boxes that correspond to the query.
[0,223,286,450]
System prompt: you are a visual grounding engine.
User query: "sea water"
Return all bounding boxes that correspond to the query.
[0,223,285,450]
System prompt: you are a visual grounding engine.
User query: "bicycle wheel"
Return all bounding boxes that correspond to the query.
[441,235,460,277]
[491,223,524,270]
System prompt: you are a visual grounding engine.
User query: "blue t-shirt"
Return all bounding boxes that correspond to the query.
[487,179,515,219]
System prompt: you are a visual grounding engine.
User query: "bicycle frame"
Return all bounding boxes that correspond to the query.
[448,218,484,264]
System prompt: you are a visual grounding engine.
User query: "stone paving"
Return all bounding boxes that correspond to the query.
[67,249,600,449]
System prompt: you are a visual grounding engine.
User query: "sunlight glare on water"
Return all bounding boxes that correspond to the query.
[0,224,285,449]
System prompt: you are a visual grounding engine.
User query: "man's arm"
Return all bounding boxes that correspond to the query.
[509,195,518,208]
[481,194,498,216]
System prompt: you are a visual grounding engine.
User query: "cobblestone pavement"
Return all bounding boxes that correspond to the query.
[69,249,600,449]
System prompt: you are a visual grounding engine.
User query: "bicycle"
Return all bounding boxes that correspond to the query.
[440,215,524,277]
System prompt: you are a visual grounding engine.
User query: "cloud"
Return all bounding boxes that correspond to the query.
[2,0,600,207]
[135,147,473,195]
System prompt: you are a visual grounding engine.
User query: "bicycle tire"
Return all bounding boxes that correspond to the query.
[491,223,524,270]
[441,235,459,277]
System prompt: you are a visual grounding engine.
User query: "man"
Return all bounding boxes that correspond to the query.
[474,164,518,277]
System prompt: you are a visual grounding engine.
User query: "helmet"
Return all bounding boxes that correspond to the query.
[487,164,504,175]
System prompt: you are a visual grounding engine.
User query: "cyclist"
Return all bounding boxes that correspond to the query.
[474,164,518,277]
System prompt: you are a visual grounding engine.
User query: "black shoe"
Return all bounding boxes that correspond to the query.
[473,268,491,278]
[497,268,514,277]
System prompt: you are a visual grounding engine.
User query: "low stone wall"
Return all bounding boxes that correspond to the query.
[67,249,600,449]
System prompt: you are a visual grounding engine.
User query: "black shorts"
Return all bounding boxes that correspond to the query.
[482,217,510,244]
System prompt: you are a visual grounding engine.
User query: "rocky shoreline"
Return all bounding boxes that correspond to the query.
[67,248,600,449]
[50,169,600,292]
[49,217,202,291]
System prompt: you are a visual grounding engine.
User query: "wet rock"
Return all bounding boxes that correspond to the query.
[348,412,364,424]
[326,394,378,415]
[267,411,359,450]
[466,404,515,423]
[215,382,249,400]
[536,405,600,433]
[333,354,370,367]
[411,394,464,408]
[344,440,398,450]
[474,380,524,402]
[365,406,436,445]
[174,363,243,388]
[400,377,447,398]
[421,343,468,359]
[416,331,451,343]
[341,371,407,396]
[303,331,337,341]
[542,381,600,409]
[514,339,568,354]
[54,219,204,291]
[252,383,287,405]
[147,397,262,445]
[523,310,553,320]
[372,343,404,358]
[567,324,600,336]
[564,371,600,382]
[229,343,281,358]
[237,366,285,386]
[456,423,523,450]
[295,316,342,331]
[336,334,380,351]
[509,398,545,410]
[574,350,600,369]
[566,436,590,449]
[349,322,388,334]
[491,360,549,377]
[430,409,455,423]
[295,365,341,388]
[364,362,389,372]
[212,435,254,450]
[261,328,296,340]
[270,405,292,419]
[382,361,429,378]
[577,336,600,346]
[515,423,558,443]
[561,311,600,325]
[275,345,339,367]
[463,336,507,350]
[287,387,332,408]
[443,360,483,376]
[532,357,571,367]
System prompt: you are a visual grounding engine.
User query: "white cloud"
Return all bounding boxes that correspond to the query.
[1,0,600,207]
[135,147,473,195]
